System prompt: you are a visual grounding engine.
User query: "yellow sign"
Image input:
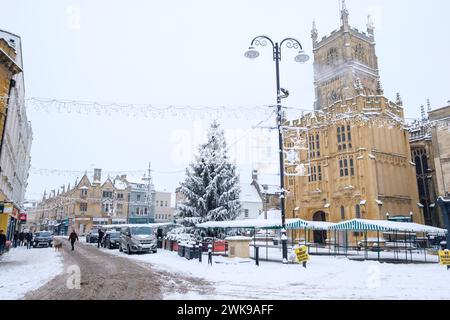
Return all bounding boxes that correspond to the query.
[294,245,310,263]
[439,250,450,266]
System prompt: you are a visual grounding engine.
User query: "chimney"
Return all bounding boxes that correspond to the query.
[252,170,258,182]
[94,168,102,182]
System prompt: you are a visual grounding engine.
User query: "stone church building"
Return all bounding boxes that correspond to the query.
[285,2,423,243]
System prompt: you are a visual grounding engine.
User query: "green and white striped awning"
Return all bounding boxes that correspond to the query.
[285,219,309,230]
[330,219,393,232]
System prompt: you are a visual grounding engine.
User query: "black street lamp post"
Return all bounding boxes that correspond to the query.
[245,36,309,263]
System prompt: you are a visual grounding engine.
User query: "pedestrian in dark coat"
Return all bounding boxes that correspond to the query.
[13,231,19,248]
[68,230,79,251]
[0,230,6,254]
[18,231,25,246]
[98,229,104,248]
[25,232,33,249]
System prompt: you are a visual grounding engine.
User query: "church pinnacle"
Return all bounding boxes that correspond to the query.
[341,0,349,28]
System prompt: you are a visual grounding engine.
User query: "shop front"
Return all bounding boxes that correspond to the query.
[0,203,8,236]
[111,218,127,225]
[63,218,69,235]
[4,203,19,240]
[92,217,109,229]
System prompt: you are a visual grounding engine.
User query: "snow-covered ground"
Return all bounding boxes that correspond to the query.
[0,246,63,300]
[95,244,450,300]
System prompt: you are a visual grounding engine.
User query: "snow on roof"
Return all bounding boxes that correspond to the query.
[225,236,253,241]
[196,219,286,229]
[79,186,89,190]
[360,200,367,205]
[102,223,173,229]
[196,218,336,231]
[324,203,331,208]
[375,200,383,205]
[260,184,281,195]
[258,210,281,220]
[240,184,262,203]
[114,180,128,190]
[330,218,448,235]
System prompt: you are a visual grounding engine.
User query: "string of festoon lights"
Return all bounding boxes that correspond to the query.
[1,96,315,120]
[29,167,185,178]
[4,95,447,130]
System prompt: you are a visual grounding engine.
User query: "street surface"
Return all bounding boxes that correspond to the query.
[24,238,212,300]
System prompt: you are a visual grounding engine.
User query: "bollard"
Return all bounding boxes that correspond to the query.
[208,244,213,265]
[199,245,202,263]
[303,261,307,269]
[255,246,259,266]
[208,249,212,265]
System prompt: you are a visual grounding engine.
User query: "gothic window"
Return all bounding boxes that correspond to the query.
[355,205,361,219]
[337,125,352,151]
[354,44,366,64]
[309,133,320,159]
[330,91,340,103]
[340,206,345,220]
[326,47,339,66]
[338,157,355,177]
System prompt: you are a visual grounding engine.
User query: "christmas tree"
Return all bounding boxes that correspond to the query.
[178,121,241,224]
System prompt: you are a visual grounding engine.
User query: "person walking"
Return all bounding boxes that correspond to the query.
[0,230,6,255]
[25,231,33,249]
[68,230,79,251]
[98,228,104,248]
[13,231,19,248]
[18,231,25,247]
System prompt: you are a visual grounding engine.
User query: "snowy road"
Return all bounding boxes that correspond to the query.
[24,238,212,300]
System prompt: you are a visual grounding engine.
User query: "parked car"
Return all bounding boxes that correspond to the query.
[33,231,53,248]
[86,229,99,243]
[119,225,157,254]
[103,231,121,249]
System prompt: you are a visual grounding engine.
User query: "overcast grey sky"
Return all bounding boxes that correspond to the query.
[1,0,449,202]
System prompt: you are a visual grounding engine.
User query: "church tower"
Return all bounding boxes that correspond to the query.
[313,0,380,110]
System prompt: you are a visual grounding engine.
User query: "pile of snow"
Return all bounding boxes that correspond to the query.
[0,247,63,299]
[100,246,450,300]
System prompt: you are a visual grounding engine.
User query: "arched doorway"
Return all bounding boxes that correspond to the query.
[313,211,327,244]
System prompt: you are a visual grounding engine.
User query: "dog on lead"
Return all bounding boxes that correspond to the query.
[54,241,63,252]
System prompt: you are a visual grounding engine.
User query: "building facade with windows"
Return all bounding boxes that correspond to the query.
[154,191,175,223]
[284,4,422,243]
[238,183,263,220]
[0,29,32,239]
[127,179,154,224]
[409,103,450,227]
[35,169,130,235]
